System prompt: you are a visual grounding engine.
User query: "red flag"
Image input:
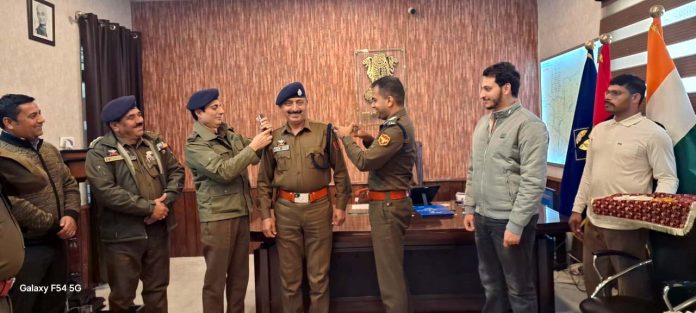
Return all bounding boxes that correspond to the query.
[593,42,611,125]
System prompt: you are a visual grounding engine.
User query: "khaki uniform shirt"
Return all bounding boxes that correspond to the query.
[257,120,351,219]
[342,109,416,191]
[119,137,164,202]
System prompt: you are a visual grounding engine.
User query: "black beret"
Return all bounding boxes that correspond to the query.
[187,88,219,111]
[275,82,306,106]
[101,95,137,123]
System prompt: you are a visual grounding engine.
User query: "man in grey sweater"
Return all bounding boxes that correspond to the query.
[462,62,549,313]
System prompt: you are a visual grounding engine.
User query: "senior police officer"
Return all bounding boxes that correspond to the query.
[86,95,185,313]
[0,150,49,313]
[257,82,351,313]
[334,76,416,313]
[184,88,272,313]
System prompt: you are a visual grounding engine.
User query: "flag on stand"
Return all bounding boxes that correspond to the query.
[560,46,597,215]
[646,9,696,194]
[593,41,612,125]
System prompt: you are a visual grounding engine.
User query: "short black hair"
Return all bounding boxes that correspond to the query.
[371,76,405,106]
[609,74,646,103]
[482,62,521,97]
[0,94,35,130]
[190,109,198,121]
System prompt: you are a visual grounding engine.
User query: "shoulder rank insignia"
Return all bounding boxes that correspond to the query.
[383,116,398,127]
[88,136,103,149]
[156,142,169,151]
[377,133,391,146]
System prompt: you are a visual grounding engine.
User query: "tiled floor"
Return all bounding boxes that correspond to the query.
[554,266,586,313]
[96,256,586,312]
[96,256,256,313]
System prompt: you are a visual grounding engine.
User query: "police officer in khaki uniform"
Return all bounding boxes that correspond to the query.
[184,88,272,313]
[0,150,49,313]
[334,76,416,313]
[86,96,185,313]
[257,82,351,313]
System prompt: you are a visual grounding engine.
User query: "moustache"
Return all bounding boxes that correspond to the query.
[288,111,303,115]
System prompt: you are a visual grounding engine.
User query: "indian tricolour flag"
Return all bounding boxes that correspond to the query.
[646,10,696,195]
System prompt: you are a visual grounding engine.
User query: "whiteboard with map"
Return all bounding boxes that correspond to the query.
[540,42,599,165]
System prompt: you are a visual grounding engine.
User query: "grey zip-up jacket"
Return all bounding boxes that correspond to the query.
[463,102,549,235]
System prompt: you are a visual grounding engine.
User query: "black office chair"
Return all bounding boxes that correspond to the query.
[579,250,696,313]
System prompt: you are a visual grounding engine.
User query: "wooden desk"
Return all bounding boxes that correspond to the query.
[250,203,568,313]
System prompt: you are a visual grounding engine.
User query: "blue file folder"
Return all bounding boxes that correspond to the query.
[410,185,454,218]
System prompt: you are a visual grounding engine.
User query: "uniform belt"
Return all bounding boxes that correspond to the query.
[368,190,408,201]
[278,187,329,204]
[0,278,15,298]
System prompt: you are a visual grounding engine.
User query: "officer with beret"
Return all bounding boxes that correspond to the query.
[86,95,184,313]
[0,149,49,313]
[334,76,416,313]
[184,88,272,313]
[257,82,351,313]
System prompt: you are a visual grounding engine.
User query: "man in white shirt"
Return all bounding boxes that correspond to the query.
[569,74,678,298]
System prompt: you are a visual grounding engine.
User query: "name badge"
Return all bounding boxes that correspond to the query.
[273,145,290,153]
[104,155,124,162]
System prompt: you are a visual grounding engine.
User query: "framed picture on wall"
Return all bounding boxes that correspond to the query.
[27,0,55,46]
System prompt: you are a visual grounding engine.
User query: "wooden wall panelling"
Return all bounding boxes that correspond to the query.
[612,55,696,79]
[186,191,202,256]
[602,0,696,110]
[131,0,540,189]
[610,17,696,59]
[599,0,692,34]
[170,196,188,257]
